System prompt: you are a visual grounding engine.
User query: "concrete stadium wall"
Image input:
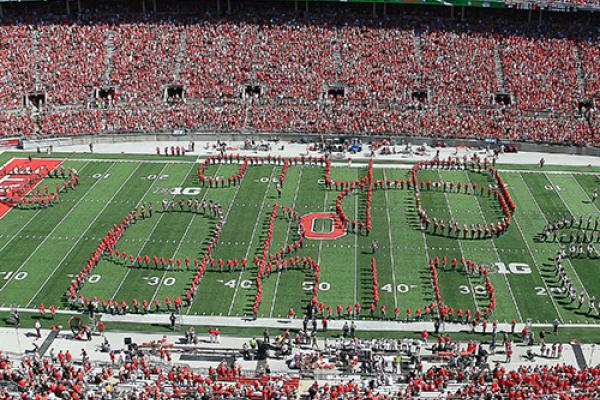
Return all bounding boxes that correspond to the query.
[24,130,600,157]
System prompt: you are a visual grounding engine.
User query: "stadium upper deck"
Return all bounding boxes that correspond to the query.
[0,1,597,146]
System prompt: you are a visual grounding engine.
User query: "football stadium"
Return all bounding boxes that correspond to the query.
[0,0,598,398]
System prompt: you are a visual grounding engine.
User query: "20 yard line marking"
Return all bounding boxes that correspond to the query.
[543,173,593,300]
[0,162,115,295]
[514,173,564,322]
[227,166,276,316]
[269,167,303,318]
[109,163,173,300]
[462,170,523,322]
[26,162,143,307]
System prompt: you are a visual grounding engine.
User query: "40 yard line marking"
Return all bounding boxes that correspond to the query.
[227,166,276,316]
[462,170,523,322]
[513,173,564,323]
[109,163,172,300]
[269,167,303,318]
[382,169,398,308]
[0,162,114,295]
[186,164,243,315]
[26,162,143,307]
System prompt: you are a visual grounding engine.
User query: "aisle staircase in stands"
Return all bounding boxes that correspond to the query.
[173,29,187,82]
[104,28,115,86]
[572,44,587,98]
[493,43,507,93]
[32,29,42,92]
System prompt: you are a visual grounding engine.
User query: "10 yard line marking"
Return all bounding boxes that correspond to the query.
[149,163,223,306]
[26,162,143,307]
[462,170,523,322]
[227,166,276,316]
[382,169,398,308]
[436,170,480,311]
[0,159,79,256]
[109,163,172,300]
[269,167,303,318]
[0,162,113,295]
[513,173,564,323]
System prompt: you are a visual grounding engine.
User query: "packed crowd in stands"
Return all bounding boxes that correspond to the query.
[0,325,598,400]
[0,11,597,145]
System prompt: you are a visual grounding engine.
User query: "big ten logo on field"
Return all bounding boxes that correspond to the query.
[153,187,203,195]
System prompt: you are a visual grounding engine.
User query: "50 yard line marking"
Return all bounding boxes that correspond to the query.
[0,162,113,296]
[463,170,522,322]
[227,166,276,316]
[109,163,172,300]
[149,163,223,306]
[26,162,143,307]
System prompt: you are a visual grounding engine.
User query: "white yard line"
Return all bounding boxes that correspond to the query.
[382,169,398,309]
[186,164,244,315]
[227,166,276,316]
[0,162,114,295]
[147,165,205,305]
[512,173,565,322]
[543,173,593,299]
[109,163,172,299]
[26,163,143,307]
[0,159,84,254]
[570,174,600,215]
[354,190,358,306]
[436,170,480,311]
[269,167,303,318]
[462,170,523,322]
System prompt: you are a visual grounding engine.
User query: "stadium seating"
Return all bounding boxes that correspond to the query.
[0,14,596,145]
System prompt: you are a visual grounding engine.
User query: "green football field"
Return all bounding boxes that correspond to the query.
[0,151,598,328]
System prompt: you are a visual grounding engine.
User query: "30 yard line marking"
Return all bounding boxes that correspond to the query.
[513,173,564,323]
[462,170,522,322]
[26,162,143,307]
[382,169,398,308]
[149,164,223,305]
[109,163,172,300]
[0,159,84,256]
[227,166,276,316]
[436,170,479,311]
[269,167,303,318]
[0,162,114,295]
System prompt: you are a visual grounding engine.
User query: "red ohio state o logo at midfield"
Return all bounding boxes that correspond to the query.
[300,212,346,240]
